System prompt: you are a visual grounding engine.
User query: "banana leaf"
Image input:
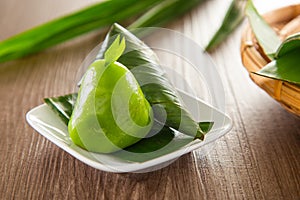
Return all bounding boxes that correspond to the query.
[44,94,213,162]
[245,0,281,58]
[205,0,246,52]
[95,23,204,139]
[255,33,300,84]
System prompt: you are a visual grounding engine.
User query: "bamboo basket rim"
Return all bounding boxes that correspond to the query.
[241,4,300,116]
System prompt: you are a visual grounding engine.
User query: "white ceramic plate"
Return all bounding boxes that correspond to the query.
[26,90,232,173]
[26,28,232,173]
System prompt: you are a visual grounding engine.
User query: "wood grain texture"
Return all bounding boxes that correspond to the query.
[0,0,299,200]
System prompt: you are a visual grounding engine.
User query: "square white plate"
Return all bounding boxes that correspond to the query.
[26,90,232,173]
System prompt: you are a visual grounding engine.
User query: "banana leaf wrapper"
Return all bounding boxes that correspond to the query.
[44,94,213,162]
[95,23,204,139]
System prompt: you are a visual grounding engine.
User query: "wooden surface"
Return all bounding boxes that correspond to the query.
[0,0,299,199]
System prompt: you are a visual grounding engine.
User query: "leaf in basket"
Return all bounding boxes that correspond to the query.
[205,0,246,52]
[96,23,205,139]
[245,0,281,58]
[44,93,213,162]
[275,33,300,58]
[255,33,300,84]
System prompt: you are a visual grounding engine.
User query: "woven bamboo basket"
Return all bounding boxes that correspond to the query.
[241,4,300,116]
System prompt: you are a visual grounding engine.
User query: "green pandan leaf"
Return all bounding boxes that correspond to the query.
[44,94,77,125]
[198,121,214,133]
[128,0,207,29]
[0,0,208,63]
[0,0,163,63]
[45,93,214,137]
[44,93,213,162]
[245,0,281,58]
[43,23,215,158]
[205,0,246,52]
[68,35,156,153]
[255,52,300,84]
[97,23,204,139]
[255,34,300,84]
[275,33,300,58]
[104,35,125,65]
[113,120,212,162]
[112,128,192,162]
[256,32,300,84]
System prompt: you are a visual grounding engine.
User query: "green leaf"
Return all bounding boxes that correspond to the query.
[205,0,246,52]
[198,122,214,133]
[0,0,208,63]
[44,93,213,162]
[44,92,214,136]
[104,35,125,66]
[115,121,215,163]
[44,94,77,125]
[112,128,192,162]
[255,51,300,84]
[245,0,281,58]
[0,0,161,63]
[275,32,300,58]
[255,33,300,84]
[43,23,216,160]
[128,0,207,29]
[96,23,204,139]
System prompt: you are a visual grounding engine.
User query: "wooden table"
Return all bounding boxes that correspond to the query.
[1,0,299,199]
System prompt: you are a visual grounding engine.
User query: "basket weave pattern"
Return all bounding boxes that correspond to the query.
[241,4,300,116]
